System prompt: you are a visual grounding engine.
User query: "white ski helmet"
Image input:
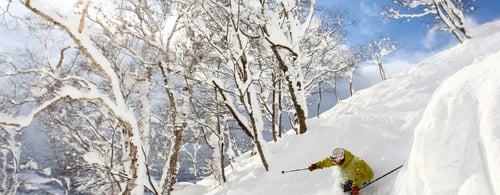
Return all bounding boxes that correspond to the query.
[330,148,344,161]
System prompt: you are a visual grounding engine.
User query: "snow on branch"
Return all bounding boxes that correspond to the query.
[24,0,126,106]
[0,96,65,131]
[381,0,474,43]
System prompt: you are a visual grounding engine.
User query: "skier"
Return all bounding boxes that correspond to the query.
[308,148,374,195]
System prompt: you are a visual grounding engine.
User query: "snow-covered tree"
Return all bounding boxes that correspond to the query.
[363,36,398,81]
[1,0,242,192]
[342,48,365,97]
[0,125,21,194]
[381,0,476,43]
[78,0,205,193]
[260,0,317,134]
[0,0,186,193]
[192,0,271,171]
[39,102,129,193]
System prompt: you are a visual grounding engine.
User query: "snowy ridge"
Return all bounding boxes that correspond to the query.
[174,20,500,195]
[404,48,500,194]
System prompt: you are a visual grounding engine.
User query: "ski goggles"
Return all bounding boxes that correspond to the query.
[330,156,343,164]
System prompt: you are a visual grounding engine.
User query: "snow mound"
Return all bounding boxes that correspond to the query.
[403,46,500,195]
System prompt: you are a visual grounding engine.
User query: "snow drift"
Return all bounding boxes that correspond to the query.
[173,20,500,195]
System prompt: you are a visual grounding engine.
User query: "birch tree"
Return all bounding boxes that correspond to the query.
[260,0,317,134]
[262,0,361,130]
[381,0,477,43]
[39,101,130,193]
[363,36,398,81]
[193,0,271,172]
[79,0,201,193]
[190,59,239,184]
[0,57,21,194]
[0,0,173,193]
[343,49,365,97]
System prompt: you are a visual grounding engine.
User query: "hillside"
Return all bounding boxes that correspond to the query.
[173,20,500,195]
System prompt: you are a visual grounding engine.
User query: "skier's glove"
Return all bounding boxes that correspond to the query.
[308,164,317,171]
[351,186,359,195]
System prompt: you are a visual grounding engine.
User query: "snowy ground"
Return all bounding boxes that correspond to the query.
[173,20,500,195]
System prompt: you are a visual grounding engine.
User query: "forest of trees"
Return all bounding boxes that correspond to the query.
[0,0,473,194]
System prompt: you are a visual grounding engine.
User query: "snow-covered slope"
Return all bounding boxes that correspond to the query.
[173,20,500,195]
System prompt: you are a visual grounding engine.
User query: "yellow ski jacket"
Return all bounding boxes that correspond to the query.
[313,149,374,187]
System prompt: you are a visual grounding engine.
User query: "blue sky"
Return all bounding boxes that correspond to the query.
[316,0,500,88]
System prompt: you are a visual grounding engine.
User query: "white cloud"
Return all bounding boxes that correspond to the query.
[357,2,385,37]
[353,63,380,90]
[423,29,438,49]
[360,1,379,17]
[465,16,479,29]
[384,57,416,76]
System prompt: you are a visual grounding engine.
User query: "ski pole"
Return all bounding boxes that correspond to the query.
[281,168,309,174]
[360,164,403,190]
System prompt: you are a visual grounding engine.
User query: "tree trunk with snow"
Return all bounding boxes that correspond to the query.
[212,79,270,171]
[194,0,274,172]
[0,130,21,194]
[269,44,308,134]
[260,0,319,134]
